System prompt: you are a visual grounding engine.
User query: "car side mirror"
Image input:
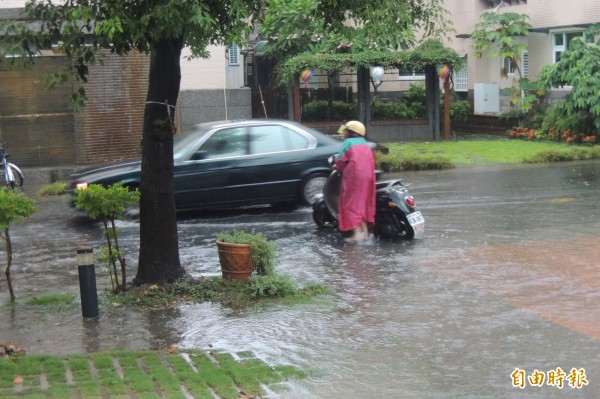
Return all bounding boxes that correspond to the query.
[191,151,208,161]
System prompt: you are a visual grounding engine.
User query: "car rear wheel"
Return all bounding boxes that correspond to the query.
[301,173,328,205]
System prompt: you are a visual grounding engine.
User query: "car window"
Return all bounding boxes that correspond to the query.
[249,125,309,155]
[199,128,247,159]
[174,126,208,158]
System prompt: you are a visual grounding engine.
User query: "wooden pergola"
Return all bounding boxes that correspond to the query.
[277,40,464,141]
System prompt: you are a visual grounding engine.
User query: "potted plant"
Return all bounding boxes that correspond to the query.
[215,230,277,281]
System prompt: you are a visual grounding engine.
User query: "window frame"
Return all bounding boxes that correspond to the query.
[228,44,240,66]
[502,56,516,77]
[551,29,585,63]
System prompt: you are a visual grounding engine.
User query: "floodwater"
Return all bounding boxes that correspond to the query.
[2,160,600,398]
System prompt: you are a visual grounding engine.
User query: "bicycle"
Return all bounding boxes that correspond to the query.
[1,142,24,189]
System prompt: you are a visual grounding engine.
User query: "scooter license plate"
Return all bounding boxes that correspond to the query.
[407,211,425,238]
[407,211,424,225]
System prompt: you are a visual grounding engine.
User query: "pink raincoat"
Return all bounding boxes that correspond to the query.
[335,142,376,232]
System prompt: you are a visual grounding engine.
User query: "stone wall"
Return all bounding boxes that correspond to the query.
[178,89,252,131]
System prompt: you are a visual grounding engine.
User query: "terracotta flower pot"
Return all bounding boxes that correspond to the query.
[216,240,256,281]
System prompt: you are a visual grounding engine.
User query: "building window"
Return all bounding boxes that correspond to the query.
[454,56,468,92]
[552,31,584,63]
[398,67,425,81]
[483,0,526,7]
[502,51,528,78]
[502,57,515,77]
[228,44,240,66]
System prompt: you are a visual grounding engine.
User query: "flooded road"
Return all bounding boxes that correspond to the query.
[2,160,600,398]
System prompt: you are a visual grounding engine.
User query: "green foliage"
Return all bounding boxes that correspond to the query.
[472,12,531,78]
[75,183,139,291]
[405,83,426,112]
[0,188,36,302]
[74,182,139,221]
[25,294,75,306]
[540,105,596,140]
[471,12,540,112]
[445,99,471,124]
[372,100,415,120]
[0,188,36,231]
[505,126,541,141]
[2,351,301,399]
[108,276,330,309]
[377,153,455,171]
[537,24,600,132]
[278,40,464,82]
[371,83,428,120]
[403,83,426,104]
[302,100,358,122]
[504,99,546,129]
[381,139,600,166]
[246,274,298,298]
[0,0,269,285]
[23,293,77,313]
[36,181,69,196]
[216,230,277,276]
[259,0,453,60]
[522,148,598,163]
[1,0,264,104]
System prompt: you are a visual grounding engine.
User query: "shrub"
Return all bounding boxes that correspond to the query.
[506,124,598,145]
[504,101,547,130]
[408,102,426,118]
[505,126,539,141]
[372,83,428,120]
[441,99,470,125]
[36,181,69,196]
[246,274,297,298]
[377,153,455,171]
[74,182,140,292]
[524,149,579,163]
[302,100,357,122]
[403,83,426,104]
[541,106,595,138]
[0,188,37,302]
[372,99,415,120]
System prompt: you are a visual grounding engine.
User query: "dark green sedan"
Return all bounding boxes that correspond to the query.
[70,120,342,211]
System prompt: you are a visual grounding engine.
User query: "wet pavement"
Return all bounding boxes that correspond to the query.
[1,160,600,398]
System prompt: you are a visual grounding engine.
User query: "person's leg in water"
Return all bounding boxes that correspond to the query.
[348,222,369,241]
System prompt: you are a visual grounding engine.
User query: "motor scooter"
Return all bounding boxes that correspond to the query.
[312,157,425,239]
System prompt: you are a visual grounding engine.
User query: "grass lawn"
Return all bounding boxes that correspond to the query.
[379,137,600,171]
[0,349,305,398]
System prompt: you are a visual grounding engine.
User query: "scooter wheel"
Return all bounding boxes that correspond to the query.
[312,200,334,227]
[375,213,412,239]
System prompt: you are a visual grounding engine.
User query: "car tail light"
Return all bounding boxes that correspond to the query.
[405,196,415,207]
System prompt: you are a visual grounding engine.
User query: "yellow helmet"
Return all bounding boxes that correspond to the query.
[344,120,366,136]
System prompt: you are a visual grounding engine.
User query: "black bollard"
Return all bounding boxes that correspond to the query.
[76,248,99,318]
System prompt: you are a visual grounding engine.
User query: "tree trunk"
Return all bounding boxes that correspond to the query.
[3,228,15,302]
[134,37,186,285]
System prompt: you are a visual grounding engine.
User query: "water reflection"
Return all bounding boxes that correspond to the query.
[2,161,600,398]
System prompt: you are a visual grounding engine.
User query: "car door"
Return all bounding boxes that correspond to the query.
[174,127,249,210]
[233,124,313,203]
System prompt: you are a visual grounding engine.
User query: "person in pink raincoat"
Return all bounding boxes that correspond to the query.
[334,120,376,242]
